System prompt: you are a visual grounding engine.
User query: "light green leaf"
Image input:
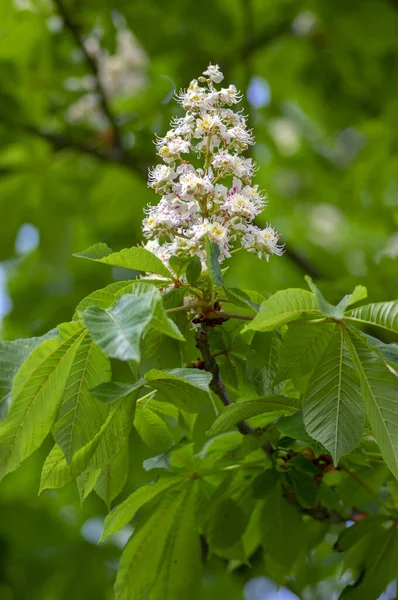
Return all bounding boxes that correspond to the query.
[0,322,85,480]
[243,289,320,332]
[148,482,201,600]
[74,242,173,279]
[134,404,174,452]
[205,238,224,286]
[76,467,101,504]
[101,476,182,541]
[40,388,137,492]
[115,483,199,600]
[144,368,212,413]
[276,322,334,383]
[345,328,398,480]
[303,327,365,464]
[305,275,344,319]
[94,445,129,509]
[223,288,259,312]
[0,329,57,404]
[74,281,138,315]
[91,380,146,404]
[207,396,300,436]
[52,338,111,463]
[338,285,368,311]
[345,301,398,334]
[83,289,183,362]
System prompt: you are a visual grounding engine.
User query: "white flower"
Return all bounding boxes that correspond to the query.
[142,64,282,275]
[203,64,224,84]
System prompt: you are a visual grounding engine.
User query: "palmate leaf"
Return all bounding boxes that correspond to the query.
[144,368,212,413]
[345,328,398,480]
[115,482,200,600]
[52,337,111,463]
[40,388,137,492]
[303,326,365,464]
[74,242,173,279]
[243,289,320,333]
[345,300,398,334]
[276,322,335,383]
[83,288,184,362]
[207,396,300,436]
[0,322,86,480]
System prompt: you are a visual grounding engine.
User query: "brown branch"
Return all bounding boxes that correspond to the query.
[195,322,273,458]
[0,118,145,175]
[53,0,125,156]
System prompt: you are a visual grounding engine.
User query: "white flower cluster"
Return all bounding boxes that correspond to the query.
[143,64,283,273]
[67,30,147,127]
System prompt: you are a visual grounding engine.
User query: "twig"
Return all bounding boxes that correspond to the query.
[195,322,273,458]
[217,311,254,321]
[53,0,125,155]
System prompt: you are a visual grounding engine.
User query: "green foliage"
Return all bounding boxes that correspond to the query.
[2,1,398,597]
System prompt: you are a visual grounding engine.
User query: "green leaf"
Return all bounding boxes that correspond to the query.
[243,289,320,332]
[76,468,101,504]
[206,497,247,549]
[288,456,320,509]
[337,518,398,600]
[91,380,146,404]
[52,338,111,463]
[144,368,212,413]
[185,256,202,284]
[260,482,306,567]
[74,242,173,279]
[74,281,137,315]
[362,334,398,367]
[0,322,85,480]
[101,476,182,541]
[345,328,398,480]
[252,469,279,498]
[205,238,224,286]
[337,285,368,311]
[0,330,57,404]
[115,483,200,600]
[223,288,259,312]
[148,483,201,600]
[94,445,129,509]
[305,276,344,319]
[168,255,191,278]
[134,404,174,452]
[83,289,183,362]
[207,396,300,436]
[245,330,283,395]
[303,327,365,464]
[276,322,334,383]
[345,301,398,334]
[40,388,137,492]
[276,412,325,455]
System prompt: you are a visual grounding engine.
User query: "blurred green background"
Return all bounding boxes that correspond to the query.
[0,0,397,598]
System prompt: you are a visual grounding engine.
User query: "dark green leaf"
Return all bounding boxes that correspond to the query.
[205,238,223,286]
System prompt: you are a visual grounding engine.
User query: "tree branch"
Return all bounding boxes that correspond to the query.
[195,322,273,458]
[53,0,125,156]
[0,118,145,175]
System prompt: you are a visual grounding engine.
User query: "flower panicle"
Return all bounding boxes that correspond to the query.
[142,64,283,275]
